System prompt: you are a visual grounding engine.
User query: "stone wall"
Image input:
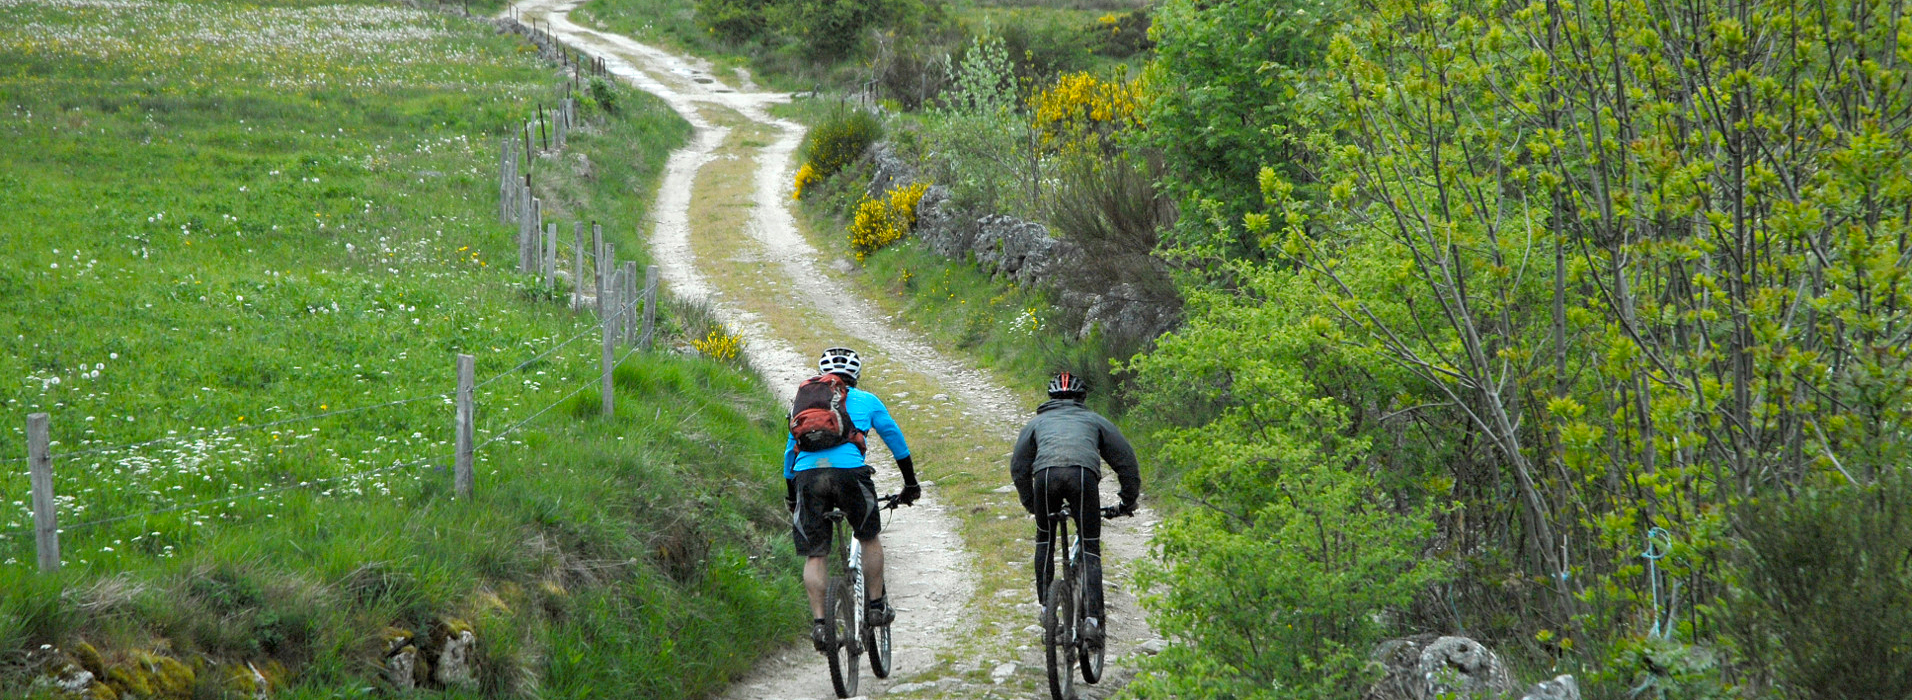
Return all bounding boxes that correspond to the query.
[866,143,1181,345]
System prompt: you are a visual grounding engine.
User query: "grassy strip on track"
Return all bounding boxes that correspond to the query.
[0,1,800,696]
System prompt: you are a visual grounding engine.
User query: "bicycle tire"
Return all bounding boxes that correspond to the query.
[823,579,859,698]
[867,615,893,678]
[1077,559,1105,684]
[1044,576,1077,700]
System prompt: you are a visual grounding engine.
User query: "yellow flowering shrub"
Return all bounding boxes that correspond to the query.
[691,328,743,362]
[849,182,929,261]
[1031,71,1142,147]
[792,162,821,200]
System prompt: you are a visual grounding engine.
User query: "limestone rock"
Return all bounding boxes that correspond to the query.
[433,620,478,689]
[385,645,419,690]
[30,658,95,698]
[864,142,918,198]
[1366,635,1517,700]
[912,185,973,260]
[1521,674,1580,700]
[989,661,1017,684]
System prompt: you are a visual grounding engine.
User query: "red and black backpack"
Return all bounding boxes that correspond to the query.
[789,373,867,453]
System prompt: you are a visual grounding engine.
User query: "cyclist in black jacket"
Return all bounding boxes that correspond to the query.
[1010,371,1141,650]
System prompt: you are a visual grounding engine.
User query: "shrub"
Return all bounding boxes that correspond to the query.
[1089,10,1153,58]
[1727,474,1912,699]
[695,0,770,44]
[792,163,821,200]
[588,76,619,114]
[1031,70,1142,150]
[848,182,927,261]
[691,328,744,363]
[799,107,882,181]
[1124,263,1448,699]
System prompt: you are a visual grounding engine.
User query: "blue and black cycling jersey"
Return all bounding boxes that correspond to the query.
[783,387,910,477]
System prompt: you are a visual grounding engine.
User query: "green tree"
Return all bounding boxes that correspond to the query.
[1139,0,1341,264]
[1125,264,1447,699]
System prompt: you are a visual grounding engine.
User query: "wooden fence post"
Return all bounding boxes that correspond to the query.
[572,222,584,309]
[594,237,607,320]
[544,223,557,287]
[455,354,474,499]
[27,413,58,573]
[601,262,618,417]
[622,262,639,345]
[642,264,658,350]
[590,222,603,309]
[499,138,514,224]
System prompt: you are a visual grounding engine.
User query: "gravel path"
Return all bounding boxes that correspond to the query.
[502,3,1159,696]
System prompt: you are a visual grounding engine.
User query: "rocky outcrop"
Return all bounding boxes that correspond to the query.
[1366,635,1579,700]
[1366,635,1516,700]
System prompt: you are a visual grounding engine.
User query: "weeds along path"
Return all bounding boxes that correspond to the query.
[507,1,1157,696]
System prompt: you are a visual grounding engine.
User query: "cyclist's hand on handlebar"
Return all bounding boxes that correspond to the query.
[1102,501,1137,519]
[898,482,922,506]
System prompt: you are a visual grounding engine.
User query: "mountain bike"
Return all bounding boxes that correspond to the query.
[820,493,902,698]
[1042,504,1130,700]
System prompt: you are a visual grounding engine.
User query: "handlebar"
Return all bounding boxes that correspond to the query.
[878,493,908,511]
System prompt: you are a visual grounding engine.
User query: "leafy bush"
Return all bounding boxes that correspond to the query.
[799,106,882,181]
[921,33,1034,213]
[1727,474,1912,699]
[1088,10,1153,58]
[1140,0,1341,263]
[694,0,771,43]
[589,76,619,114]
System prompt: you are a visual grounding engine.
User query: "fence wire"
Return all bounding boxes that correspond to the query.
[3,337,644,541]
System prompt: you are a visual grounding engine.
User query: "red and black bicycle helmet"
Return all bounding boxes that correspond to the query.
[1047,371,1086,399]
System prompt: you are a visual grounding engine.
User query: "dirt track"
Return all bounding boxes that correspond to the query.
[502,3,1160,696]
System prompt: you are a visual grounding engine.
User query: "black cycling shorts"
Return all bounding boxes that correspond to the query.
[791,466,881,557]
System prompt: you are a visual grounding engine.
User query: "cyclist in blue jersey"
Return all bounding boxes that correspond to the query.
[785,347,921,652]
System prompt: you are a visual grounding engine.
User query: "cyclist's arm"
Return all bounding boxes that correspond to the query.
[783,432,799,479]
[1010,422,1038,509]
[865,399,911,461]
[1097,416,1141,506]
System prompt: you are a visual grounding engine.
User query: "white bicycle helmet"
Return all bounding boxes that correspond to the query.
[818,347,862,381]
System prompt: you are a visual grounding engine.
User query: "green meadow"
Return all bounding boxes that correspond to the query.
[0,0,801,696]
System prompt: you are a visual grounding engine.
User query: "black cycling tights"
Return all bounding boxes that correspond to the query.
[1032,466,1103,622]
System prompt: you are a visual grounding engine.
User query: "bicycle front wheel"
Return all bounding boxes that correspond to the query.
[1077,562,1105,684]
[1043,576,1077,700]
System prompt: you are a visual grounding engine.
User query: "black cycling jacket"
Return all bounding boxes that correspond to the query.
[1009,399,1141,506]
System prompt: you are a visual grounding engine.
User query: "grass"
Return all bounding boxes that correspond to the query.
[0,0,803,696]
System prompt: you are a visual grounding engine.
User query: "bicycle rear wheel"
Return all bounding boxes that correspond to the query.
[823,578,861,698]
[1076,560,1105,684]
[1043,576,1077,700]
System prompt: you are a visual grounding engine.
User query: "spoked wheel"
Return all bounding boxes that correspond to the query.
[823,578,861,698]
[866,614,893,678]
[1043,577,1078,700]
[1077,564,1105,684]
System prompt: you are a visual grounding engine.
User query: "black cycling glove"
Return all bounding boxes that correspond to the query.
[896,455,921,506]
[785,478,797,513]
